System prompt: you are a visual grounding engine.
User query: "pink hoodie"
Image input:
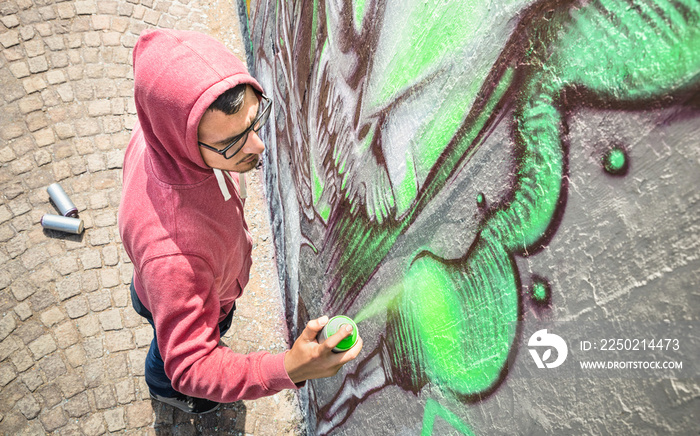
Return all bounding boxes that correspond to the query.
[118,29,298,401]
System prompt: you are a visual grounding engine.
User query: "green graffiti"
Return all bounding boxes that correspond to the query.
[376,1,492,106]
[531,277,549,304]
[476,193,485,208]
[603,147,628,175]
[381,72,563,398]
[326,66,515,309]
[404,78,486,217]
[421,399,475,436]
[327,0,700,310]
[311,153,323,206]
[262,0,700,433]
[389,234,518,396]
[352,0,367,32]
[376,0,700,401]
[396,151,418,216]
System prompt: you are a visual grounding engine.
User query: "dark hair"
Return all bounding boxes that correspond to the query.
[208,84,247,115]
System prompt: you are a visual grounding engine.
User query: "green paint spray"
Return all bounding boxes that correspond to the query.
[317,315,359,352]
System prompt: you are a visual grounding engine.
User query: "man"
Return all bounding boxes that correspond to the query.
[118,29,362,414]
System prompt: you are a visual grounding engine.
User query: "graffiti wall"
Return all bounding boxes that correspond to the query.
[247,0,700,434]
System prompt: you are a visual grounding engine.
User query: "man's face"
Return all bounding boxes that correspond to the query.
[197,85,265,173]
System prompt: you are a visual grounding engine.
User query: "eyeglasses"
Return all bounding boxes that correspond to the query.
[198,94,272,159]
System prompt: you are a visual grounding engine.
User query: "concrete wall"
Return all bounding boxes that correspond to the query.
[247,0,700,434]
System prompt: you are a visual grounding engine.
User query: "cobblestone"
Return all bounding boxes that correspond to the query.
[64,391,91,417]
[83,360,104,387]
[77,315,100,337]
[56,274,81,300]
[54,321,79,348]
[28,334,57,359]
[0,364,17,387]
[14,302,32,321]
[29,290,57,313]
[65,295,89,319]
[98,308,122,330]
[115,378,136,404]
[21,369,43,392]
[40,306,65,326]
[11,348,33,372]
[81,413,107,436]
[87,289,111,312]
[64,343,87,367]
[0,313,17,340]
[58,372,85,399]
[16,394,41,419]
[0,0,304,433]
[39,353,67,381]
[39,406,68,432]
[104,407,126,432]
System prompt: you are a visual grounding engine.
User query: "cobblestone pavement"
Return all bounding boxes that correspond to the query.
[0,0,305,433]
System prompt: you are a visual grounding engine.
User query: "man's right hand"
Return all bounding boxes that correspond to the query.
[283,316,363,384]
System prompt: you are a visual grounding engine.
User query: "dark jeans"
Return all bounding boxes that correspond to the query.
[130,281,234,398]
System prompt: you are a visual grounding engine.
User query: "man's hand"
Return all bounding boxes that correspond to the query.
[284,316,363,384]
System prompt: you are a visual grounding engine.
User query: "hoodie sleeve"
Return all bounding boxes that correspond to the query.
[140,253,300,401]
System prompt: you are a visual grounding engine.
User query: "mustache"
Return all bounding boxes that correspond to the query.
[236,153,261,166]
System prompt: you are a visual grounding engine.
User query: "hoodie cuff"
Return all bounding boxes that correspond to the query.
[260,351,305,391]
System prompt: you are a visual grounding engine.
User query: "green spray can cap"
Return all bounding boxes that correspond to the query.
[317,315,359,353]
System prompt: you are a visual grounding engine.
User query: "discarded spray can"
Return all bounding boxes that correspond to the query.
[47,183,78,217]
[41,214,84,234]
[317,315,359,353]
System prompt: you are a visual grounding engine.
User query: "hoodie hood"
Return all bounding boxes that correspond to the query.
[133,29,263,185]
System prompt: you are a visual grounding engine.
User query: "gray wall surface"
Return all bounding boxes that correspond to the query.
[246,0,700,434]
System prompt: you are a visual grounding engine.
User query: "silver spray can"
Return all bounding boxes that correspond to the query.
[41,214,84,234]
[47,183,78,217]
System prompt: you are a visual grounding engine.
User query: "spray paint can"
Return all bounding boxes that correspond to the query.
[47,183,78,217]
[317,315,359,353]
[41,214,84,234]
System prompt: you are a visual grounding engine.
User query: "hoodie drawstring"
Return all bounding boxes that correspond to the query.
[213,169,247,201]
[213,168,231,201]
[238,173,247,199]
